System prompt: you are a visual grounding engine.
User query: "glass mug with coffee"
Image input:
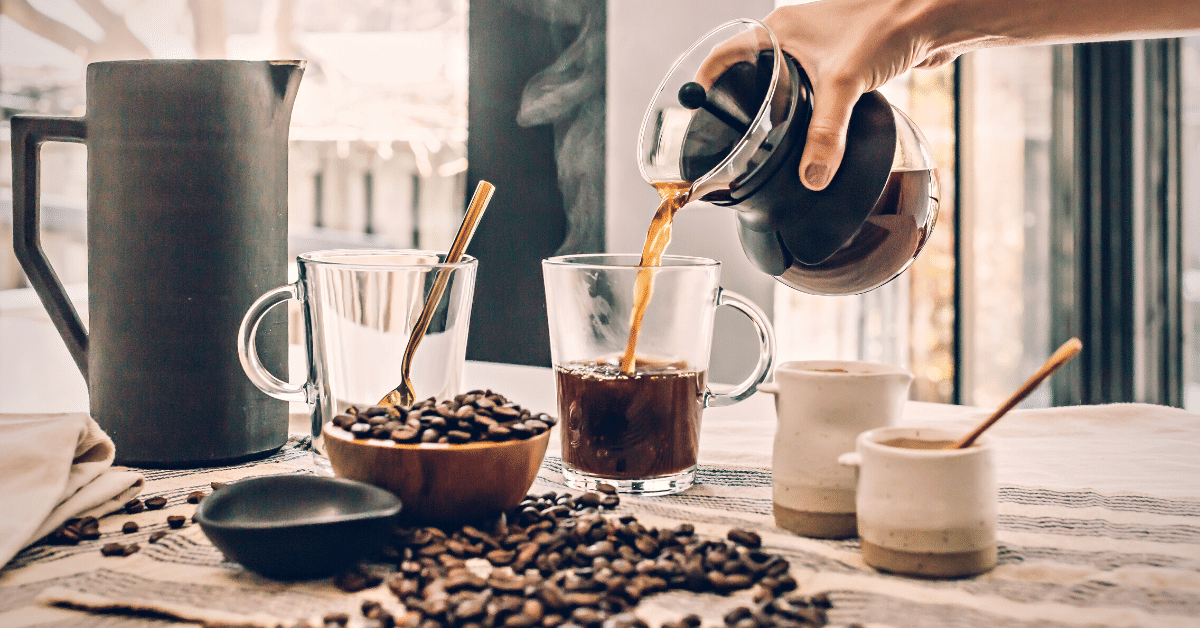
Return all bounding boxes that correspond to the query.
[543,254,775,495]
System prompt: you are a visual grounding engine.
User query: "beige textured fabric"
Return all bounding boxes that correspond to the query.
[1,374,1199,627]
[0,413,144,566]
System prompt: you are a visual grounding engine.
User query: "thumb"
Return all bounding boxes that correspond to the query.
[799,77,862,191]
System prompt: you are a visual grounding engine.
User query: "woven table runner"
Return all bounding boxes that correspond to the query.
[3,419,1200,628]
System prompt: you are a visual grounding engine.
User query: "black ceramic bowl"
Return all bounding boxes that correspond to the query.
[195,474,402,580]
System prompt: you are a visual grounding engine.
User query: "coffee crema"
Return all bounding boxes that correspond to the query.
[879,437,959,450]
[558,360,704,480]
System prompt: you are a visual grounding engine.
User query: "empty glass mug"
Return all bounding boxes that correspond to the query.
[543,254,775,495]
[238,250,477,470]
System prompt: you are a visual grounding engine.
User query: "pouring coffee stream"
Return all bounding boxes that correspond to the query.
[619,181,691,374]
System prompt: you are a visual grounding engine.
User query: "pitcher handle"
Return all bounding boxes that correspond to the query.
[238,284,307,402]
[704,288,776,408]
[11,115,89,380]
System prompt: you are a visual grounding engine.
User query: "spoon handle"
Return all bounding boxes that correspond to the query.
[953,337,1082,449]
[382,181,495,406]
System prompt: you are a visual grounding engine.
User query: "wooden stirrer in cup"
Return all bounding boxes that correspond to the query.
[951,338,1083,449]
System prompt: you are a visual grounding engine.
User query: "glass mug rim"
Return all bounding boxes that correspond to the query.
[543,253,720,270]
[298,249,478,271]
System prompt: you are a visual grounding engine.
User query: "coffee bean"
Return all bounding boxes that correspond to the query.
[361,600,384,619]
[332,414,357,429]
[187,491,206,504]
[727,529,762,549]
[101,542,125,556]
[333,568,383,592]
[166,515,186,529]
[486,549,516,566]
[51,525,81,545]
[122,521,139,534]
[504,613,538,628]
[122,543,141,556]
[351,423,372,439]
[595,483,618,496]
[324,612,350,626]
[576,492,603,508]
[774,574,798,593]
[80,519,101,541]
[211,481,228,491]
[125,498,145,514]
[724,607,753,625]
[148,531,168,543]
[494,405,521,419]
[392,427,420,443]
[144,496,168,510]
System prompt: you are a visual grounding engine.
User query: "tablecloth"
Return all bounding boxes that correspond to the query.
[2,399,1200,628]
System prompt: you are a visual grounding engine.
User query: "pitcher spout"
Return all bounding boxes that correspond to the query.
[269,60,306,111]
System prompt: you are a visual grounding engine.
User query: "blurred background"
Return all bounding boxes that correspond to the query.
[2,0,1198,412]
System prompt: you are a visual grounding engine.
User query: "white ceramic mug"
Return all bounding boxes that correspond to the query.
[839,426,998,578]
[759,360,913,538]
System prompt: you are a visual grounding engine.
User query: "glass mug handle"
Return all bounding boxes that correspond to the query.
[704,288,776,408]
[237,284,308,403]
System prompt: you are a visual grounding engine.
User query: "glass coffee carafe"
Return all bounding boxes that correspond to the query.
[638,19,939,296]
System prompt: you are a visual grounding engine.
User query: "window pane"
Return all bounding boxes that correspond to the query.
[959,47,1053,408]
[1182,37,1200,411]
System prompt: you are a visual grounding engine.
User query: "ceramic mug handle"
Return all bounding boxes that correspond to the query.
[238,284,309,403]
[703,288,776,408]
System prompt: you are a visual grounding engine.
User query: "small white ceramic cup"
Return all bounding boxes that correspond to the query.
[838,426,998,578]
[759,361,913,539]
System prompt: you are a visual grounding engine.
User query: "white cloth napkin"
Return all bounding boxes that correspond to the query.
[0,413,144,566]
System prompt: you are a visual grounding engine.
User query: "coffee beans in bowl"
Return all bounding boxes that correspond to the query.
[323,390,556,526]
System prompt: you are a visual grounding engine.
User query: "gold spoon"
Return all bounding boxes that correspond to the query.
[951,337,1082,449]
[379,180,496,407]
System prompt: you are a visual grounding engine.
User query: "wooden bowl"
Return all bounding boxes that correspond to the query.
[323,423,550,526]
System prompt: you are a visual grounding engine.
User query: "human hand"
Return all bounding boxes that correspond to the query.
[696,0,957,191]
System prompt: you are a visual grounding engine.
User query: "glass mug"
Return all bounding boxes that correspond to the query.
[543,254,775,495]
[238,250,477,471]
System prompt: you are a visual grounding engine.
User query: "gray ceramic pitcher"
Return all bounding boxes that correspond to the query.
[11,59,304,467]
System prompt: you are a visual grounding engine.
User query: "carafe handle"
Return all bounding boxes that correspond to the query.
[237,284,309,402]
[704,288,776,408]
[11,115,89,381]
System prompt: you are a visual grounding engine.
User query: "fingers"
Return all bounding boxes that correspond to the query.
[694,27,774,88]
[913,49,961,69]
[799,76,862,191]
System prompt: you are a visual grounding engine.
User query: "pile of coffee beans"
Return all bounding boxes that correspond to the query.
[330,391,557,446]
[328,488,831,628]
